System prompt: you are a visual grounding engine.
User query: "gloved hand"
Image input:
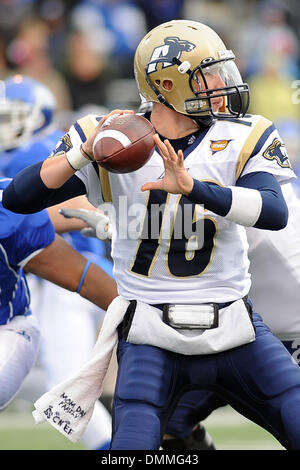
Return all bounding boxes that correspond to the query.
[59,208,112,240]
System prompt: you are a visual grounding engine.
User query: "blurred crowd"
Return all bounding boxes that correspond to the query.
[0,0,299,158]
[0,1,300,449]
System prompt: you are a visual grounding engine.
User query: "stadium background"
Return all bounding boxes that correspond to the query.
[0,0,299,450]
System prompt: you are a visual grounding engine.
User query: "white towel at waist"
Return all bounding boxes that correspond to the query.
[32,296,129,443]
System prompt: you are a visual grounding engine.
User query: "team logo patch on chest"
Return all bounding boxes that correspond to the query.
[263,138,291,168]
[210,139,233,155]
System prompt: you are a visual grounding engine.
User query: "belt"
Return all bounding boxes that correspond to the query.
[150,300,234,312]
[121,296,252,336]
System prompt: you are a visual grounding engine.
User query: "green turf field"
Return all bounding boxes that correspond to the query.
[0,400,283,450]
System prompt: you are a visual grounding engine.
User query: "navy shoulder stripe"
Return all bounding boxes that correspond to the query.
[74,121,87,142]
[216,116,253,126]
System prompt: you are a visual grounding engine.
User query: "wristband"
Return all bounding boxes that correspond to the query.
[76,260,91,293]
[65,146,92,171]
[80,144,93,161]
[225,186,262,227]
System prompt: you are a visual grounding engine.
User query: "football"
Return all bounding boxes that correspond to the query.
[92,113,156,173]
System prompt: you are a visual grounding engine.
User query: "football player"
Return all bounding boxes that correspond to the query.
[3,20,300,450]
[0,76,114,450]
[0,176,117,412]
[162,181,300,450]
[61,181,300,450]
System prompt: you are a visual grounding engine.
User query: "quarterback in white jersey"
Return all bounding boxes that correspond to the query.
[163,182,300,450]
[69,112,293,306]
[4,20,300,450]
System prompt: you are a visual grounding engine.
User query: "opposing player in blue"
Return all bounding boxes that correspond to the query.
[0,75,62,177]
[0,76,114,450]
[4,20,300,450]
[0,176,117,413]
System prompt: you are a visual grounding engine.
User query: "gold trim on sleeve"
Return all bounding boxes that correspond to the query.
[98,166,113,203]
[76,115,96,139]
[235,116,272,180]
[77,115,113,202]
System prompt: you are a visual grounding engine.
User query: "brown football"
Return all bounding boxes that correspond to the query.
[92,113,156,173]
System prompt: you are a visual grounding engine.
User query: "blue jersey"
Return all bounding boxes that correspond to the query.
[0,178,55,325]
[0,129,114,278]
[0,129,64,178]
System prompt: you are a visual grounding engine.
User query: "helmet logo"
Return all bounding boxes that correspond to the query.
[147,36,195,74]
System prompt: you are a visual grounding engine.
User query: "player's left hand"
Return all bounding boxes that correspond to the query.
[141,134,194,195]
[59,208,112,240]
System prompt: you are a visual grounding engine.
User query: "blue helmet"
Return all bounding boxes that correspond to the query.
[0,75,56,151]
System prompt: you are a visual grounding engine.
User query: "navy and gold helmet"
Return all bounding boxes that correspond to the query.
[134,20,249,123]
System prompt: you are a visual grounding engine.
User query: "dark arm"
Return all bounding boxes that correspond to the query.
[2,161,86,214]
[187,171,288,230]
[25,234,118,310]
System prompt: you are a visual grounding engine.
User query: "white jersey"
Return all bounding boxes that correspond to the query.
[247,183,300,340]
[55,113,295,304]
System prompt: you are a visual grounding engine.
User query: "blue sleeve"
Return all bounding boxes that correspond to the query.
[188,180,232,216]
[13,210,55,266]
[2,161,86,214]
[237,171,288,229]
[187,171,288,230]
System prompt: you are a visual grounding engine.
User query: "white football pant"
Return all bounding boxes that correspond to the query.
[0,314,40,410]
[27,276,112,449]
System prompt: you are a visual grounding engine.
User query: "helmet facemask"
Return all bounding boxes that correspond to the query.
[186,56,250,118]
[143,53,249,120]
[0,76,56,152]
[0,100,45,151]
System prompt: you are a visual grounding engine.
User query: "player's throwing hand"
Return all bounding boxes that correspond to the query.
[141,134,194,196]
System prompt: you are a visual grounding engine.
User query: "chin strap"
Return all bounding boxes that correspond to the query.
[144,69,172,108]
[144,62,215,127]
[191,115,215,128]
